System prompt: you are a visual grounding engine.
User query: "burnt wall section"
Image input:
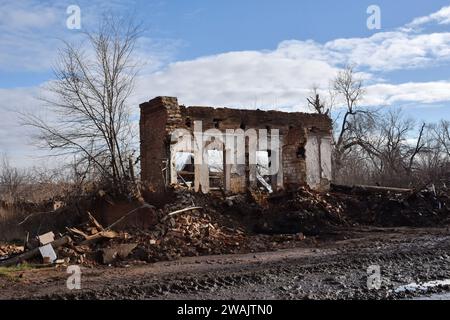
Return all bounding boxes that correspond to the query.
[140,96,333,193]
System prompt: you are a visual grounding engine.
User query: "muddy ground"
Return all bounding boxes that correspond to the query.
[1,226,450,300]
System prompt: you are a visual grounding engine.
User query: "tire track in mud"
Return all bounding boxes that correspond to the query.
[1,230,440,300]
[38,235,450,300]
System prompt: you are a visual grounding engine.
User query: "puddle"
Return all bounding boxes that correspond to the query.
[394,279,450,293]
[413,293,450,300]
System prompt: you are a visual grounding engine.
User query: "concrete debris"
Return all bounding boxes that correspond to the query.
[38,232,55,246]
[38,244,57,264]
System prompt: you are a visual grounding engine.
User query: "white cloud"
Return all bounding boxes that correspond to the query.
[365,81,450,106]
[0,1,59,31]
[133,48,450,110]
[132,45,341,111]
[130,3,450,109]
[2,1,450,74]
[325,31,450,71]
[0,0,69,71]
[0,86,48,167]
[131,32,450,110]
[406,5,450,28]
[0,0,177,72]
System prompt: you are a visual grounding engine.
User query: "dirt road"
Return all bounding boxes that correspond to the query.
[2,227,450,300]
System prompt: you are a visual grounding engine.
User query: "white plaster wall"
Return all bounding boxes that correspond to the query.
[305,134,321,189]
[320,136,332,181]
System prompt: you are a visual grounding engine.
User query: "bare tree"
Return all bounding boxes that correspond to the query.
[374,110,416,182]
[0,154,26,203]
[412,123,448,186]
[350,109,429,187]
[305,66,440,187]
[23,15,141,193]
[332,66,367,159]
[434,120,450,157]
[307,86,329,115]
[313,65,380,181]
[305,66,377,182]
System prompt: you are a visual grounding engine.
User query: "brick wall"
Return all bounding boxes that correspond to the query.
[140,96,332,192]
[139,97,172,191]
[282,127,308,188]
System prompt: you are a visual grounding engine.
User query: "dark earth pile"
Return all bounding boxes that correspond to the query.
[1,184,449,266]
[335,186,450,227]
[254,185,450,234]
[254,187,348,235]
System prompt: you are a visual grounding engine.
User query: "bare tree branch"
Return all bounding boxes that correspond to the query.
[21,15,142,194]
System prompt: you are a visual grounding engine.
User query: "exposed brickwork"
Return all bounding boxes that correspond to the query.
[139,97,171,191]
[140,96,332,193]
[181,106,331,134]
[282,127,307,188]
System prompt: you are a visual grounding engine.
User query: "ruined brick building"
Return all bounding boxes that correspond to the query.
[140,96,333,194]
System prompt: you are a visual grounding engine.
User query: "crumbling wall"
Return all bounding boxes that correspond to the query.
[140,96,333,193]
[282,127,307,189]
[140,97,185,192]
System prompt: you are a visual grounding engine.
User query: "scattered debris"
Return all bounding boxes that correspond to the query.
[0,236,72,267]
[0,183,449,267]
[38,232,55,246]
[0,244,24,260]
[102,244,138,264]
[331,184,412,194]
[166,206,203,217]
[38,244,57,264]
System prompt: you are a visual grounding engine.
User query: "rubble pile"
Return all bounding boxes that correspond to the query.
[1,184,450,268]
[251,185,450,234]
[127,210,247,262]
[254,187,349,235]
[122,189,247,261]
[0,244,24,259]
[340,186,450,227]
[101,189,304,263]
[0,188,306,266]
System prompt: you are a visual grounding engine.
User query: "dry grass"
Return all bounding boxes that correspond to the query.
[0,263,32,280]
[0,206,26,241]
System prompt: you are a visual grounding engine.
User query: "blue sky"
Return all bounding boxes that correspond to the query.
[1,0,450,165]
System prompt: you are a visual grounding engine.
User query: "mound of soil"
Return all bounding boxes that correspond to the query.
[2,184,450,267]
